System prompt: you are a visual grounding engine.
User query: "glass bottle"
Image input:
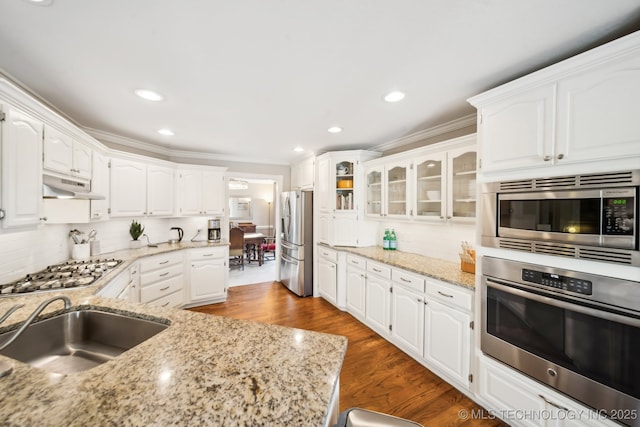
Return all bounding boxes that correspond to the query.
[389,229,397,251]
[383,229,390,250]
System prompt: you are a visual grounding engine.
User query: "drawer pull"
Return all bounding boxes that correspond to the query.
[203,253,214,257]
[400,277,411,283]
[160,286,170,291]
[351,260,358,264]
[159,260,170,265]
[159,272,169,277]
[162,301,170,307]
[538,394,568,411]
[323,252,329,256]
[437,291,454,298]
[373,268,382,273]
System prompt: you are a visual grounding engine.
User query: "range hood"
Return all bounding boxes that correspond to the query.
[43,174,105,200]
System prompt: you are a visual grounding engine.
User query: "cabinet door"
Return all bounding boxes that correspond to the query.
[43,125,73,175]
[365,165,383,217]
[331,214,358,246]
[202,171,225,215]
[346,266,366,320]
[334,158,356,212]
[190,258,226,301]
[365,275,390,336]
[90,151,110,221]
[110,158,147,217]
[413,152,446,220]
[556,54,640,164]
[317,156,331,212]
[424,299,470,387]
[480,84,556,172]
[391,285,424,356]
[72,140,92,179]
[447,146,477,221]
[1,105,43,228]
[385,161,409,217]
[147,165,174,216]
[178,170,203,215]
[318,258,337,305]
[317,213,329,244]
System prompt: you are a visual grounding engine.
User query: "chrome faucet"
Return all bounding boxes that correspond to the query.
[0,296,71,351]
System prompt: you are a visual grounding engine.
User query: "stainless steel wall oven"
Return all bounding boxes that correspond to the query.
[481,256,640,426]
[481,170,639,266]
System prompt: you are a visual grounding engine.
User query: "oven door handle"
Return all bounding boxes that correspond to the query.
[485,279,640,328]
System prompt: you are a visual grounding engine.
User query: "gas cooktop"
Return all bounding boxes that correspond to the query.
[1,259,123,295]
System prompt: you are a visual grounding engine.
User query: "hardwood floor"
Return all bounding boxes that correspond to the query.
[189,282,506,426]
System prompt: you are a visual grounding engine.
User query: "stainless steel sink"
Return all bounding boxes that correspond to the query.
[0,309,168,374]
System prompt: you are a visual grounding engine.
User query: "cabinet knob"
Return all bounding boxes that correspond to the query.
[557,153,564,160]
[543,155,552,161]
[39,217,47,221]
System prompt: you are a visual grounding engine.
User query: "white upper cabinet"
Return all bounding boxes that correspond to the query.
[290,156,315,190]
[446,146,477,221]
[147,164,174,216]
[177,168,226,216]
[476,84,555,172]
[43,125,92,179]
[469,31,640,174]
[413,151,446,220]
[110,158,147,217]
[555,52,640,165]
[1,104,43,229]
[365,160,411,218]
[90,150,110,221]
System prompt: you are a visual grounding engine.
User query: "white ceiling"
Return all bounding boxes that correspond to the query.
[1,1,639,165]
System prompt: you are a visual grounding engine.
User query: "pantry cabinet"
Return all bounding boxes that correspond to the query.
[43,124,92,180]
[469,31,640,174]
[0,104,43,229]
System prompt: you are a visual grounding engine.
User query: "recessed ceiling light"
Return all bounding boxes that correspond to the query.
[327,126,343,134]
[293,147,304,152]
[383,91,405,103]
[22,0,53,5]
[134,89,164,102]
[157,129,174,136]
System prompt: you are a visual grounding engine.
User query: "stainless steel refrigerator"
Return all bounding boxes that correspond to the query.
[280,190,313,296]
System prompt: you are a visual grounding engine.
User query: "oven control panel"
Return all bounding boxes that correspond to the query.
[522,269,593,295]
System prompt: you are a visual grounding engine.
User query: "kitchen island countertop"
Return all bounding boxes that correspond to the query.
[0,242,347,426]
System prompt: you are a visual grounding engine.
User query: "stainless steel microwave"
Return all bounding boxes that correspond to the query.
[481,170,639,266]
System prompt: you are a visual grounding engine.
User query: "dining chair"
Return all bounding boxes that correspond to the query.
[261,237,276,261]
[229,227,245,270]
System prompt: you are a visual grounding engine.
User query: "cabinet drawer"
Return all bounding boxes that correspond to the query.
[391,269,425,293]
[318,247,338,263]
[426,280,472,312]
[146,289,183,308]
[141,275,183,303]
[190,247,226,260]
[367,261,391,279]
[139,252,183,273]
[346,254,366,269]
[140,263,183,286]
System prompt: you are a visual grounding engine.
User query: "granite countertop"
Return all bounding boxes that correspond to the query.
[0,242,348,426]
[332,245,476,290]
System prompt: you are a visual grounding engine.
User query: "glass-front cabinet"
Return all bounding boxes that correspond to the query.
[447,147,477,220]
[335,160,355,212]
[365,161,410,218]
[414,152,446,219]
[366,166,383,216]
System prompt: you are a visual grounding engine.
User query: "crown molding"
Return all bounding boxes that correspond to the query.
[83,127,290,166]
[370,114,477,153]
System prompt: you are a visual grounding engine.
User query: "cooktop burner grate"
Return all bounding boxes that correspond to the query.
[1,259,123,295]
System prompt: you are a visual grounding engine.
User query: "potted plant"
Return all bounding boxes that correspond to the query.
[129,220,145,248]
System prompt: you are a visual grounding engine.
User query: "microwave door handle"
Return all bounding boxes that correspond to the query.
[485,279,640,328]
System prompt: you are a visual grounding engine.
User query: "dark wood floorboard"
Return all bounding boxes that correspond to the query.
[189,281,506,426]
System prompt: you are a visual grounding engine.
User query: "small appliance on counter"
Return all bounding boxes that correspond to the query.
[169,227,184,244]
[208,219,221,242]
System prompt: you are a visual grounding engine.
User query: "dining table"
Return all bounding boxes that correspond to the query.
[243,232,266,266]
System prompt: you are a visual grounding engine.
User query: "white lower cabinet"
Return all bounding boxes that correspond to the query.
[364,261,391,337]
[478,355,614,427]
[139,252,184,307]
[318,248,338,305]
[185,247,228,306]
[391,284,424,357]
[345,255,366,321]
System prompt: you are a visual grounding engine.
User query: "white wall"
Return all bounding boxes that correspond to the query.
[229,182,276,236]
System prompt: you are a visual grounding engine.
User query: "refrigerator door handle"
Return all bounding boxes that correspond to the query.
[281,254,299,265]
[281,240,296,250]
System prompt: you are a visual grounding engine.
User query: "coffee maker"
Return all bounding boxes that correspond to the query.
[207,219,221,243]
